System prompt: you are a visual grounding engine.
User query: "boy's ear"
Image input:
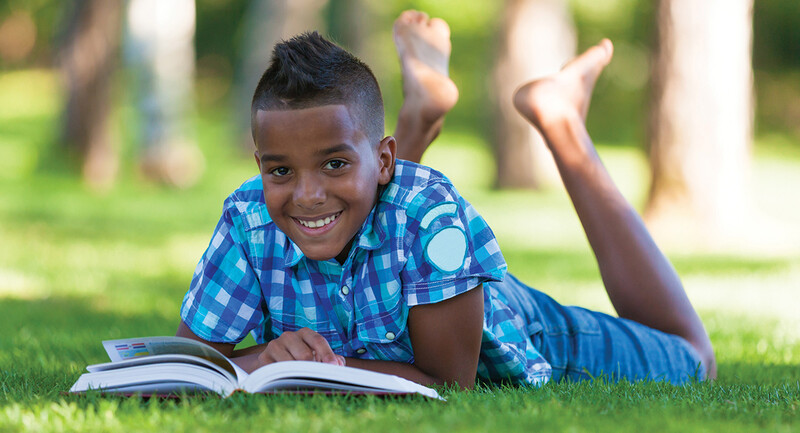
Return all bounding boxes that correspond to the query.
[253,150,262,172]
[377,136,397,186]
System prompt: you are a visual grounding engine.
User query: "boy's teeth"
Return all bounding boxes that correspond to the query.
[300,213,337,228]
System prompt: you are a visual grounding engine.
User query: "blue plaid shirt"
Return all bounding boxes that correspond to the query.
[181,160,552,385]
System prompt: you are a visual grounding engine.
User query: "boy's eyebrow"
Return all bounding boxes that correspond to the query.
[259,143,356,164]
[316,143,355,156]
[259,153,286,163]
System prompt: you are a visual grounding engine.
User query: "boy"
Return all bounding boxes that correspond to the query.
[177,11,715,388]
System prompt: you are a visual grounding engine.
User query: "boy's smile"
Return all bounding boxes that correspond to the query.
[253,105,395,263]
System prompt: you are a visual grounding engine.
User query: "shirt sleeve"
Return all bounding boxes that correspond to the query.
[180,197,267,343]
[400,180,507,307]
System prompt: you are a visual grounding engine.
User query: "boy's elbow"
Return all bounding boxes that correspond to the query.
[175,321,236,357]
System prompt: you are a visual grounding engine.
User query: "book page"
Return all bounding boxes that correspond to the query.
[102,336,247,381]
[242,361,442,399]
[87,354,238,384]
[70,363,236,396]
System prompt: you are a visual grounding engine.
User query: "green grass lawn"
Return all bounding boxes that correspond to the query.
[1,70,798,432]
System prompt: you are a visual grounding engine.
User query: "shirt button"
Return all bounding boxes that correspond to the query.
[341,285,350,296]
[385,332,395,340]
[356,348,367,355]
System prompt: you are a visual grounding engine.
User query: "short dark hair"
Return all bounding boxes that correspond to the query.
[251,32,384,144]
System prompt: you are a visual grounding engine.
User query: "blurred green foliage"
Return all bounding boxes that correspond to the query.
[0,0,798,146]
[752,0,800,137]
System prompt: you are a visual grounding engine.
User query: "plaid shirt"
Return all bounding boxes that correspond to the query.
[181,160,552,385]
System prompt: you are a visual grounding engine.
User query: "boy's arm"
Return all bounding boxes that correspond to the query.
[345,284,484,389]
[178,283,485,388]
[176,321,263,372]
[176,321,236,356]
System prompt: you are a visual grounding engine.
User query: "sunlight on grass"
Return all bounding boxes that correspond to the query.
[0,69,58,120]
[0,136,39,180]
[0,268,47,300]
[0,70,58,180]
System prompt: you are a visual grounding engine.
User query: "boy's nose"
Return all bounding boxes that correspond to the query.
[293,174,326,209]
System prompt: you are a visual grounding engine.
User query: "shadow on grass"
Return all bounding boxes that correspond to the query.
[1,174,221,244]
[0,296,178,401]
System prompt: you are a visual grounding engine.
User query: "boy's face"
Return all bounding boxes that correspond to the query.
[253,104,395,263]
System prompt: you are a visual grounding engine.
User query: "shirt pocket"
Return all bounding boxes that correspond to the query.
[355,301,414,363]
[268,312,344,353]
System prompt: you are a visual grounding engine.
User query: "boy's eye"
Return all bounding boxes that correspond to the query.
[270,167,291,177]
[323,160,347,170]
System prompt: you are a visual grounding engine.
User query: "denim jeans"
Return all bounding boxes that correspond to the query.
[496,274,706,384]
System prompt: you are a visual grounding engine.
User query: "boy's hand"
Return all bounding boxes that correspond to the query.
[258,327,345,366]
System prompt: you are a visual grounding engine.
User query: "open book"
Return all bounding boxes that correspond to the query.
[69,336,441,399]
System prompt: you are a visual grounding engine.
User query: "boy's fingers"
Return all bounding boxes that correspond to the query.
[298,328,340,365]
[261,328,339,365]
[280,331,316,361]
[285,342,315,361]
[260,342,293,363]
[262,332,313,363]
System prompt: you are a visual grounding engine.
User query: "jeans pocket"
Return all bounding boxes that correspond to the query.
[527,320,545,350]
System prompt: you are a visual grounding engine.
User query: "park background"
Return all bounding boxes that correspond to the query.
[0,0,798,431]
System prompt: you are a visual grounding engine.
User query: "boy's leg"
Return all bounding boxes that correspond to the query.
[513,40,716,378]
[392,10,459,163]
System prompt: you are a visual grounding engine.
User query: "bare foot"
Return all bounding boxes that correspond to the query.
[393,10,459,162]
[513,39,613,136]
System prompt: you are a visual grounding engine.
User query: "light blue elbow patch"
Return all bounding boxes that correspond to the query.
[424,226,467,274]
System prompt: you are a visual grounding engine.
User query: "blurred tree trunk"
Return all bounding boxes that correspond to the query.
[126,0,203,189]
[646,0,754,241]
[60,0,123,190]
[491,0,575,189]
[236,0,328,151]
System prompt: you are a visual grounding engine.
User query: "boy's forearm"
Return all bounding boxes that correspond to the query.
[230,344,268,373]
[342,357,444,388]
[231,345,445,387]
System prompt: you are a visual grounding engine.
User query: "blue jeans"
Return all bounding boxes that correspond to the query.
[497,274,706,384]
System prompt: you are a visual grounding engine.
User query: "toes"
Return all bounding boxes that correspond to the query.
[585,39,614,66]
[428,17,450,36]
[397,10,417,24]
[562,38,614,77]
[588,39,613,67]
[599,38,614,60]
[397,10,428,25]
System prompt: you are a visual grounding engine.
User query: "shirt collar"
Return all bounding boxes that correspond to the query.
[283,238,305,267]
[354,204,386,251]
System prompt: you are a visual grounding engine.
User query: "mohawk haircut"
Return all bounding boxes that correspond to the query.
[251,32,385,143]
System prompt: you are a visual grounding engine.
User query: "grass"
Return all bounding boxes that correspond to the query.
[1,70,799,432]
